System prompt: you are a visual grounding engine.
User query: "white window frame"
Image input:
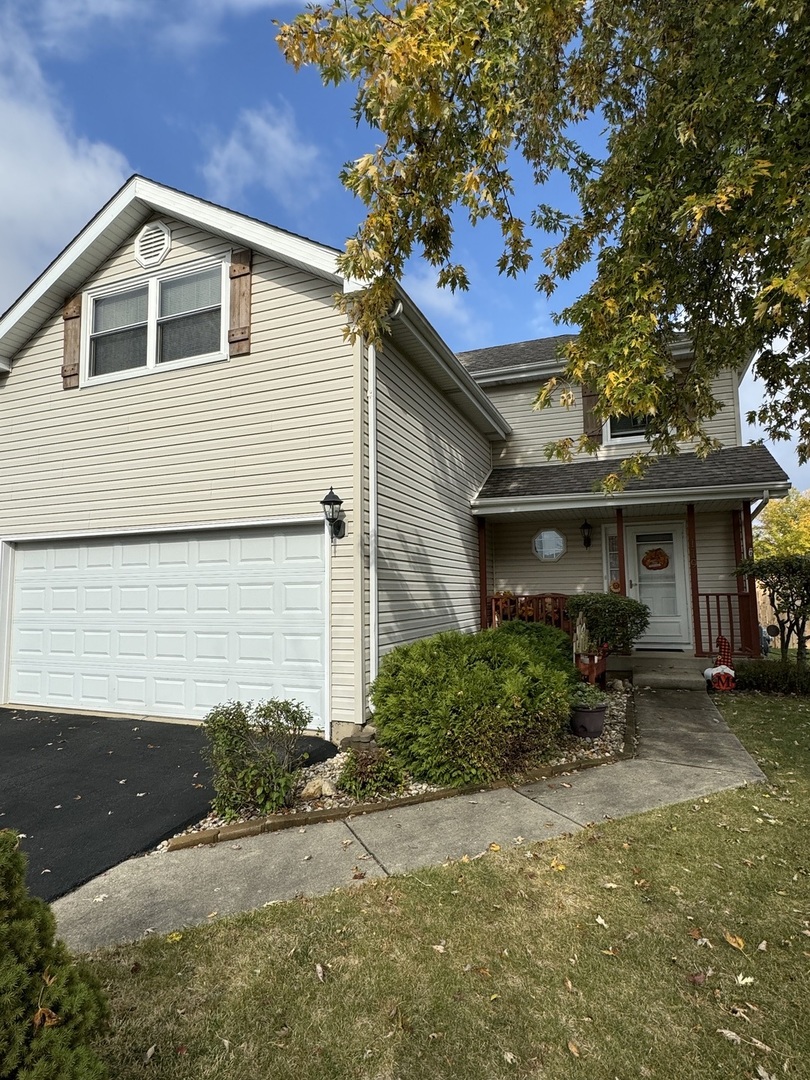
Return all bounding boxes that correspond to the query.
[80,255,229,387]
[602,414,650,447]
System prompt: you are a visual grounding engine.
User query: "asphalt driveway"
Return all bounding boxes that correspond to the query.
[0,707,213,902]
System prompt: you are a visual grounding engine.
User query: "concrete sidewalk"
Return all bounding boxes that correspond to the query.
[52,689,765,953]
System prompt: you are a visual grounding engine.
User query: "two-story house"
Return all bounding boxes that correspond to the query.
[0,177,789,740]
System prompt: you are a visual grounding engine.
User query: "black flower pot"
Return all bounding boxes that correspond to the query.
[570,704,607,739]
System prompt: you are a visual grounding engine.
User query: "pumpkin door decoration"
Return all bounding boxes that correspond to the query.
[641,547,670,571]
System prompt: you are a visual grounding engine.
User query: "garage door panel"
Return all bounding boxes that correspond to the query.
[8,527,326,722]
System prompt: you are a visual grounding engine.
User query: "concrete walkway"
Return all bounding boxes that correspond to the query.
[52,689,765,953]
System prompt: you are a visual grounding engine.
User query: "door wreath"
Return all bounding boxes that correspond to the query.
[641,547,670,571]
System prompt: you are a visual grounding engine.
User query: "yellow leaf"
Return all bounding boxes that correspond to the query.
[568,1041,581,1057]
[489,843,501,852]
[723,930,745,952]
[550,856,566,871]
[166,932,183,943]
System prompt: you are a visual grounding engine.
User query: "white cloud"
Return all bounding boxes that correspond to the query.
[201,102,324,213]
[0,11,129,311]
[402,265,493,351]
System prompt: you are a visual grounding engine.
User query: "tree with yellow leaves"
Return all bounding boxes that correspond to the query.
[278,0,809,474]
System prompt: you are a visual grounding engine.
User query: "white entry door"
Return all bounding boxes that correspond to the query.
[626,525,692,647]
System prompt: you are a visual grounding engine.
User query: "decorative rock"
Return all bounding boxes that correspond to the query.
[300,778,323,800]
[320,779,338,797]
[339,731,377,751]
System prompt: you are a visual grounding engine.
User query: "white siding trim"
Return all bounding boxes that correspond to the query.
[0,542,14,705]
[323,521,332,741]
[368,341,379,686]
[0,515,324,545]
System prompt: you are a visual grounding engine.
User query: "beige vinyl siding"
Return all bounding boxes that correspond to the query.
[491,520,605,595]
[375,344,492,653]
[484,370,743,468]
[0,220,361,730]
[691,510,743,651]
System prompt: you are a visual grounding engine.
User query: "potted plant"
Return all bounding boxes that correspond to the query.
[570,682,609,738]
[568,594,650,683]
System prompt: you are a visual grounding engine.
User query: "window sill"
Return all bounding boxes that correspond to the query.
[81,350,229,390]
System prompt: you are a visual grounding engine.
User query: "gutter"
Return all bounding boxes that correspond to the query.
[472,481,791,516]
[751,489,770,520]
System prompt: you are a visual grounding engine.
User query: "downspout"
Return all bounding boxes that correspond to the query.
[368,340,379,689]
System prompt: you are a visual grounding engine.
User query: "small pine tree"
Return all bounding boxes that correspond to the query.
[0,830,109,1079]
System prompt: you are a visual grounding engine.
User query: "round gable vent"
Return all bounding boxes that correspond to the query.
[135,221,171,268]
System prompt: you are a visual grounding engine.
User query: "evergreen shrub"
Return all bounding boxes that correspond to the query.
[370,628,574,787]
[734,661,810,695]
[0,830,108,1079]
[337,747,405,800]
[566,593,650,654]
[202,699,311,820]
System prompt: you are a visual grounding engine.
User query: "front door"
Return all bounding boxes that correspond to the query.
[625,525,692,647]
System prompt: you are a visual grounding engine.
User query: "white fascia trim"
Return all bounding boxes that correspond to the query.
[0,514,323,545]
[471,362,563,386]
[136,179,342,283]
[472,481,792,516]
[396,301,512,440]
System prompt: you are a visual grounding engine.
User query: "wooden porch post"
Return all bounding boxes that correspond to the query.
[686,503,703,654]
[741,500,761,656]
[615,507,627,595]
[477,516,488,630]
[732,509,750,654]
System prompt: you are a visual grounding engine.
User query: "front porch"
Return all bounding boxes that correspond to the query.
[472,448,792,660]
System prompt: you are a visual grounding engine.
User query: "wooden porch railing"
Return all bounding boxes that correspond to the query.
[697,592,757,657]
[487,593,572,637]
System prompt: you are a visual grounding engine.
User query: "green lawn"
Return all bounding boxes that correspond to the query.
[86,694,810,1079]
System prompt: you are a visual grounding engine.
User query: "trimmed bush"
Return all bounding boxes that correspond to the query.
[735,661,810,695]
[202,699,312,820]
[337,747,406,801]
[566,593,650,654]
[489,619,576,675]
[370,628,574,787]
[0,830,108,1079]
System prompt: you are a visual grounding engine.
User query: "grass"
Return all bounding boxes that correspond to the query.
[85,694,810,1079]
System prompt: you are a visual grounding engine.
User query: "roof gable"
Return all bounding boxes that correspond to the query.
[0,176,346,369]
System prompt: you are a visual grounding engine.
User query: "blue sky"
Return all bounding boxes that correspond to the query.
[0,0,805,487]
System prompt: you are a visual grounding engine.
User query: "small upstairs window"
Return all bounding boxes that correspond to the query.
[606,414,649,442]
[85,261,226,383]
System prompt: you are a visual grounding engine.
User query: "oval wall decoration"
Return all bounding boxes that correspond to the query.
[641,547,670,571]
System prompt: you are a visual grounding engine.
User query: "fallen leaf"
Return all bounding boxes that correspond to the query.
[92,894,108,904]
[136,792,146,798]
[757,941,768,951]
[176,1046,188,1055]
[686,971,707,986]
[724,930,746,952]
[489,843,501,852]
[550,856,566,871]
[735,973,754,986]
[315,964,325,982]
[601,948,619,956]
[32,1007,60,1028]
[717,1029,742,1045]
[567,1041,580,1057]
[432,943,446,954]
[595,915,608,929]
[503,1051,518,1064]
[144,1044,156,1063]
[166,932,183,943]
[602,882,619,889]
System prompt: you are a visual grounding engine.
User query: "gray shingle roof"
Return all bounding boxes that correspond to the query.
[457,334,577,376]
[476,445,789,501]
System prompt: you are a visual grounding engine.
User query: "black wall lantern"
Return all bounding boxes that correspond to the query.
[580,519,593,549]
[321,487,345,539]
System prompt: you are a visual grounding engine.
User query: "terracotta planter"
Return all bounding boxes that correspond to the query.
[570,704,607,739]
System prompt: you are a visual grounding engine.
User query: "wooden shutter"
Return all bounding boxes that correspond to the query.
[61,295,82,390]
[581,385,603,444]
[228,249,252,357]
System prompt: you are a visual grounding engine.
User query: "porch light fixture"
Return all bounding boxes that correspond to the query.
[321,487,345,539]
[580,519,593,549]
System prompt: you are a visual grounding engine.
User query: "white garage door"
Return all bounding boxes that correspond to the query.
[7,527,326,722]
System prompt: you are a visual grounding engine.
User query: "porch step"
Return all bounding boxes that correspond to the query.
[608,652,708,692]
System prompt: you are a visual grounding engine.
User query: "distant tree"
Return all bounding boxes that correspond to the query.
[278,0,810,480]
[738,556,810,667]
[754,489,810,560]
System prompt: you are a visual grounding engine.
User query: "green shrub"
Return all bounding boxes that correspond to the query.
[337,747,406,800]
[202,699,312,820]
[490,619,577,675]
[370,629,573,787]
[0,830,108,1079]
[734,661,810,695]
[566,593,650,654]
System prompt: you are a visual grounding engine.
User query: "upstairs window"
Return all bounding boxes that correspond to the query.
[606,414,649,442]
[85,261,226,383]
